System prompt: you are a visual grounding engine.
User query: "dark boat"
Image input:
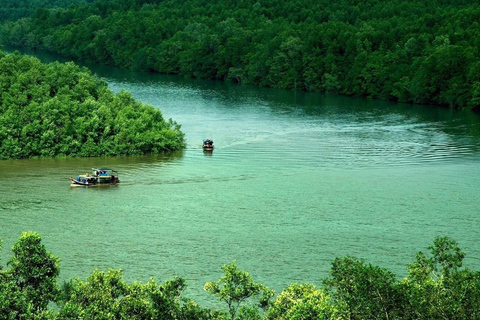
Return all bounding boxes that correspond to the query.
[70,168,119,186]
[203,139,214,150]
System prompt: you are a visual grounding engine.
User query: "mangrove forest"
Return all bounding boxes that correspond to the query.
[0,50,185,159]
[1,0,480,109]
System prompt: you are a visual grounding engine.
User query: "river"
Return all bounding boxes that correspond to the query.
[1,48,480,303]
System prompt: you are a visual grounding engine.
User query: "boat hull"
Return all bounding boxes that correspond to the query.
[69,177,96,186]
[69,177,119,187]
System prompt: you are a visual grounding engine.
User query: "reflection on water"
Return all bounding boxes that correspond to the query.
[1,47,480,304]
[0,152,184,178]
[203,149,214,156]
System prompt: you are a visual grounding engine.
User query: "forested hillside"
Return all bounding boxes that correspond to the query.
[1,0,480,110]
[0,51,185,159]
[0,0,93,21]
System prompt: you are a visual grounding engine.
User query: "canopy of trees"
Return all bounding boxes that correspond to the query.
[1,0,480,110]
[0,0,93,21]
[1,233,479,319]
[0,51,185,159]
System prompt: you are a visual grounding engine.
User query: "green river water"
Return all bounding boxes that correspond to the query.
[1,49,480,302]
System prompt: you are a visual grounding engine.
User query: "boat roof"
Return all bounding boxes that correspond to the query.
[92,167,117,172]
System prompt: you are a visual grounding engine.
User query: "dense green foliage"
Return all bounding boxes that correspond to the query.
[1,0,480,109]
[204,261,274,320]
[58,270,221,319]
[0,0,92,21]
[0,232,59,318]
[1,233,479,319]
[0,51,185,159]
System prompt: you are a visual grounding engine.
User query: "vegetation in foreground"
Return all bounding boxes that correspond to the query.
[1,232,479,319]
[0,51,185,160]
[1,0,480,110]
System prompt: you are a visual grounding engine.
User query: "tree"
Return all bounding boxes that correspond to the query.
[400,236,480,319]
[0,232,60,318]
[3,0,480,109]
[58,269,202,319]
[0,51,185,159]
[266,283,342,320]
[324,256,400,320]
[204,261,274,320]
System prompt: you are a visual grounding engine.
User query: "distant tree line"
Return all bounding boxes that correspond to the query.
[1,0,480,110]
[0,0,93,21]
[1,232,479,319]
[0,51,185,159]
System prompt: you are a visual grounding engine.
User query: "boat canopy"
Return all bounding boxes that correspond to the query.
[92,168,118,172]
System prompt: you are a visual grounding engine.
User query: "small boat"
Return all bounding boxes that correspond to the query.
[203,139,214,150]
[70,168,119,186]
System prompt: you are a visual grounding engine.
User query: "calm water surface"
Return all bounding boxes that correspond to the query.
[1,50,480,302]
